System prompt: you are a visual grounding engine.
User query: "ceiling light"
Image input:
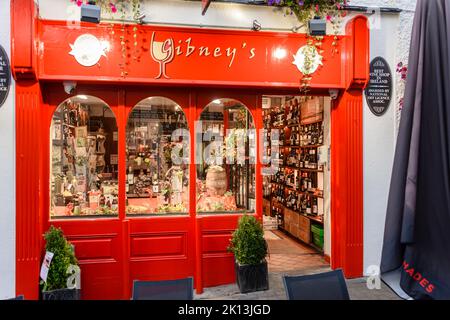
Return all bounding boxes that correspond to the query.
[274,48,287,60]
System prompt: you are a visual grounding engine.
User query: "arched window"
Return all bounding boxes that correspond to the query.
[196,98,256,214]
[125,97,189,215]
[50,95,118,218]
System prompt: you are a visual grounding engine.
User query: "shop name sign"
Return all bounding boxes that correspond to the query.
[68,32,321,80]
[365,57,392,116]
[44,21,343,86]
[150,32,257,79]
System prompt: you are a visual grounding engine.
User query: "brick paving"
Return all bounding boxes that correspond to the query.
[195,230,401,300]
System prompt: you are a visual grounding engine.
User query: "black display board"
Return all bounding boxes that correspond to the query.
[0,45,11,108]
[365,57,392,116]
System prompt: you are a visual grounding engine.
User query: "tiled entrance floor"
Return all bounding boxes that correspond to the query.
[265,230,329,273]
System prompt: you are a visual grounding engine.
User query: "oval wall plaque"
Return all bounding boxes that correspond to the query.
[365,56,392,116]
[0,45,11,109]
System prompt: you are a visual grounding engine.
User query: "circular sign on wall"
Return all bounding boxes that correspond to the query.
[365,56,392,116]
[292,45,323,76]
[69,34,107,67]
[0,45,11,108]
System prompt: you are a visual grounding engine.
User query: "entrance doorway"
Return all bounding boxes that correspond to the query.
[261,95,332,274]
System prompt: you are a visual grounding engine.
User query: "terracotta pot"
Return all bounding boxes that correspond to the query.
[205,166,227,196]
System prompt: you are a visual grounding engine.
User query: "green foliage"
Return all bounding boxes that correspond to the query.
[41,226,79,292]
[228,215,268,265]
[267,0,347,27]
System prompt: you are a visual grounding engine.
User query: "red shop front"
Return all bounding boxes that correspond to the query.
[11,1,369,300]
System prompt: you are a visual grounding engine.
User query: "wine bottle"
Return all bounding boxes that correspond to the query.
[127,166,134,186]
[304,152,310,169]
[306,197,312,214]
[310,149,317,169]
[312,197,318,215]
[307,125,312,145]
[299,150,304,168]
[319,123,324,145]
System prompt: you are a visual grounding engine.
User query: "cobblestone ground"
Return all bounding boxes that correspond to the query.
[194,230,401,300]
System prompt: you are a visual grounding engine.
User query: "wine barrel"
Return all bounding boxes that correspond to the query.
[205,166,227,196]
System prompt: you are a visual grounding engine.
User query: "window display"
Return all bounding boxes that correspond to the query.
[196,99,256,214]
[50,95,118,218]
[126,97,189,215]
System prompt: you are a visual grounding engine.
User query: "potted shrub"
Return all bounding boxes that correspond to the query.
[40,226,81,300]
[228,215,269,293]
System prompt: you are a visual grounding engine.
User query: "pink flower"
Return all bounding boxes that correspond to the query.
[326,15,332,21]
[109,2,117,13]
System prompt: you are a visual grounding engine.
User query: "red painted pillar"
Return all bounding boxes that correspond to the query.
[190,92,203,294]
[15,81,42,299]
[254,96,263,222]
[11,0,42,299]
[331,90,364,278]
[331,15,369,279]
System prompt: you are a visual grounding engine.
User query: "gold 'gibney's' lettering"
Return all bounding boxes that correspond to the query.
[160,33,256,68]
[199,46,211,56]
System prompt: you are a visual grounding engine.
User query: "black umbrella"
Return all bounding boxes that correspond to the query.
[381,0,450,300]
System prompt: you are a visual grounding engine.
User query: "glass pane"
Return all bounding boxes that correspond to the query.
[196,99,256,214]
[126,97,189,215]
[50,95,119,218]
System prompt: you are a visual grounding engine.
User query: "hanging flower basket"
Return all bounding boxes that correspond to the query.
[267,0,349,29]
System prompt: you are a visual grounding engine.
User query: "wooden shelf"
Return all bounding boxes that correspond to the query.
[283,186,324,199]
[278,227,324,254]
[281,165,323,173]
[301,119,324,126]
[299,144,324,149]
[303,214,324,224]
[300,168,324,173]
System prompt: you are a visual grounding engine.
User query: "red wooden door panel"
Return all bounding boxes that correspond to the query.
[198,215,240,288]
[128,217,195,282]
[50,219,124,299]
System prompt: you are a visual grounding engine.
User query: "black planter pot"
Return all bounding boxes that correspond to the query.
[42,288,81,300]
[235,260,269,294]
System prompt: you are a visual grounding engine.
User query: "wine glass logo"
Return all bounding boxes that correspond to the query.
[150,32,174,79]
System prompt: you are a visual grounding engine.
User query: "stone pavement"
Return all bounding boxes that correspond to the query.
[194,271,401,300]
[194,230,401,300]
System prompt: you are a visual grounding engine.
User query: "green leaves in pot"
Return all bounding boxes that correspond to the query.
[41,226,79,292]
[228,215,268,266]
